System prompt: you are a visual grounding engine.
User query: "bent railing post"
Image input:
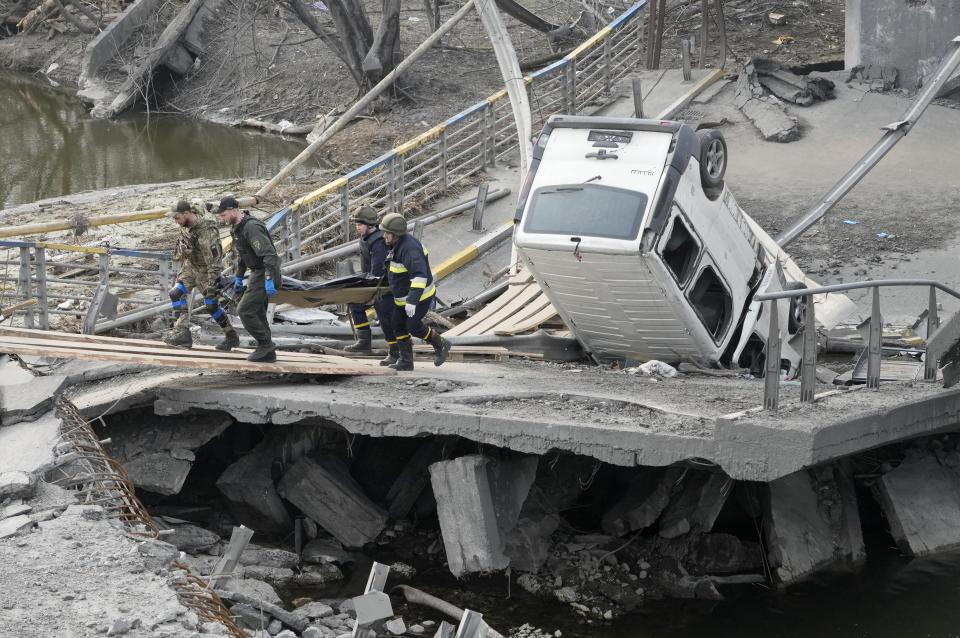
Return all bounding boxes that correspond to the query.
[763,298,781,410]
[800,292,816,402]
[925,285,939,380]
[35,246,49,330]
[19,246,34,328]
[867,286,882,389]
[82,253,111,335]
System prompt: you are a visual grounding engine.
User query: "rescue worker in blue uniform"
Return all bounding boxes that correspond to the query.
[343,204,399,366]
[380,212,451,371]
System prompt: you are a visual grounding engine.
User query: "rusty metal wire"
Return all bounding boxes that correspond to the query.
[171,562,246,638]
[53,398,244,638]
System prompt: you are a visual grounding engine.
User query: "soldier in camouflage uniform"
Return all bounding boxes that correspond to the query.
[215,196,281,363]
[164,200,240,351]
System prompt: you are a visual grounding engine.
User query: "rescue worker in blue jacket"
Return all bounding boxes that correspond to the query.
[380,212,451,371]
[343,204,399,366]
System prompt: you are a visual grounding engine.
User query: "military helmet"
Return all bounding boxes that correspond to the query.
[350,205,380,225]
[380,212,407,235]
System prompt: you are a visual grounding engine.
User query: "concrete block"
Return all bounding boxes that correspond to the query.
[487,456,539,538]
[385,437,451,520]
[434,621,456,638]
[217,425,331,534]
[125,453,193,496]
[429,455,509,577]
[601,467,684,536]
[352,591,392,626]
[874,452,960,556]
[219,578,281,605]
[302,538,352,565]
[106,412,231,495]
[163,523,221,552]
[1,501,31,519]
[734,64,799,143]
[658,471,733,539]
[277,455,388,548]
[291,602,334,622]
[0,471,36,500]
[0,514,33,539]
[765,465,864,585]
[0,374,67,426]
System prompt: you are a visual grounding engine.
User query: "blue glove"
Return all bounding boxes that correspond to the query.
[265,277,277,296]
[404,301,416,318]
[234,277,245,293]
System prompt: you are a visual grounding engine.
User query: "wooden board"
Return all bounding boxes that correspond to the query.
[444,282,531,337]
[0,327,393,376]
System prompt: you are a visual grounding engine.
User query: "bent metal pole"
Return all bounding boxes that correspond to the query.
[255,0,477,201]
[776,35,960,247]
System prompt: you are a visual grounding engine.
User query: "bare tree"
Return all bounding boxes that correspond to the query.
[276,0,402,91]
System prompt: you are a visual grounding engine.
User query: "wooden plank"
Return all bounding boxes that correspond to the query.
[493,300,559,335]
[0,326,320,360]
[444,282,531,337]
[0,334,391,376]
[467,283,544,336]
[492,294,554,335]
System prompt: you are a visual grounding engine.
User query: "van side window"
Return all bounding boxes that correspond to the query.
[660,213,699,285]
[688,266,732,339]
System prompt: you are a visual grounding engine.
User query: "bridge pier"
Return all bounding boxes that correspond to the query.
[846,0,960,91]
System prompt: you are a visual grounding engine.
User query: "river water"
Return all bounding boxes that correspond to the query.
[0,71,307,209]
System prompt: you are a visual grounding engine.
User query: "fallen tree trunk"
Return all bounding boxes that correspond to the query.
[92,0,205,118]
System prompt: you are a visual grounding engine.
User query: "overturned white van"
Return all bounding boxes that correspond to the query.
[513,115,852,373]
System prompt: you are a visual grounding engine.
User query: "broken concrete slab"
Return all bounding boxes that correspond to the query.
[0,471,36,501]
[874,451,960,556]
[217,425,334,534]
[658,471,732,539]
[219,578,282,605]
[601,467,684,537]
[277,454,388,548]
[0,410,59,476]
[765,465,864,585]
[102,411,231,495]
[734,62,800,143]
[0,514,33,539]
[429,455,510,577]
[0,374,67,426]
[303,538,354,565]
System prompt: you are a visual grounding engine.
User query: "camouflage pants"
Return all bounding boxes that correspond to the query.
[173,262,229,332]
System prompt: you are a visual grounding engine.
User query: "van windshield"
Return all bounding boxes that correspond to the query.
[523,184,648,240]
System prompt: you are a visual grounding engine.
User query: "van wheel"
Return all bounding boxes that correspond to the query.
[698,129,727,192]
[785,281,807,335]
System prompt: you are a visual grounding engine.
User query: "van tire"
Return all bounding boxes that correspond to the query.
[698,129,727,195]
[785,281,807,335]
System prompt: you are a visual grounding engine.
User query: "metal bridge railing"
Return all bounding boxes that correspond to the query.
[268,1,648,271]
[0,240,175,334]
[755,278,960,410]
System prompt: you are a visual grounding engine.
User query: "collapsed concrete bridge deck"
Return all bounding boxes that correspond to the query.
[105,360,960,483]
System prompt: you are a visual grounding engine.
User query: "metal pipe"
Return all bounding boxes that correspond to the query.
[281,188,510,275]
[754,278,960,302]
[776,36,960,247]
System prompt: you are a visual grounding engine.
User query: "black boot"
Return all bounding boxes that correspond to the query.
[425,328,451,367]
[216,328,240,352]
[389,339,414,371]
[380,343,400,367]
[344,328,373,353]
[247,340,277,363]
[163,328,193,348]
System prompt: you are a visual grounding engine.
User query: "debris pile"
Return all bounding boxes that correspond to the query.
[735,58,835,142]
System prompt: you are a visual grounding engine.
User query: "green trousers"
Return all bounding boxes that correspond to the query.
[238,269,272,344]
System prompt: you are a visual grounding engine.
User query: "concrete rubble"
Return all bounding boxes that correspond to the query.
[874,445,960,556]
[765,464,865,585]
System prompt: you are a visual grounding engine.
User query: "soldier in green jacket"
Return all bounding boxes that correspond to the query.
[164,200,239,351]
[215,196,281,363]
